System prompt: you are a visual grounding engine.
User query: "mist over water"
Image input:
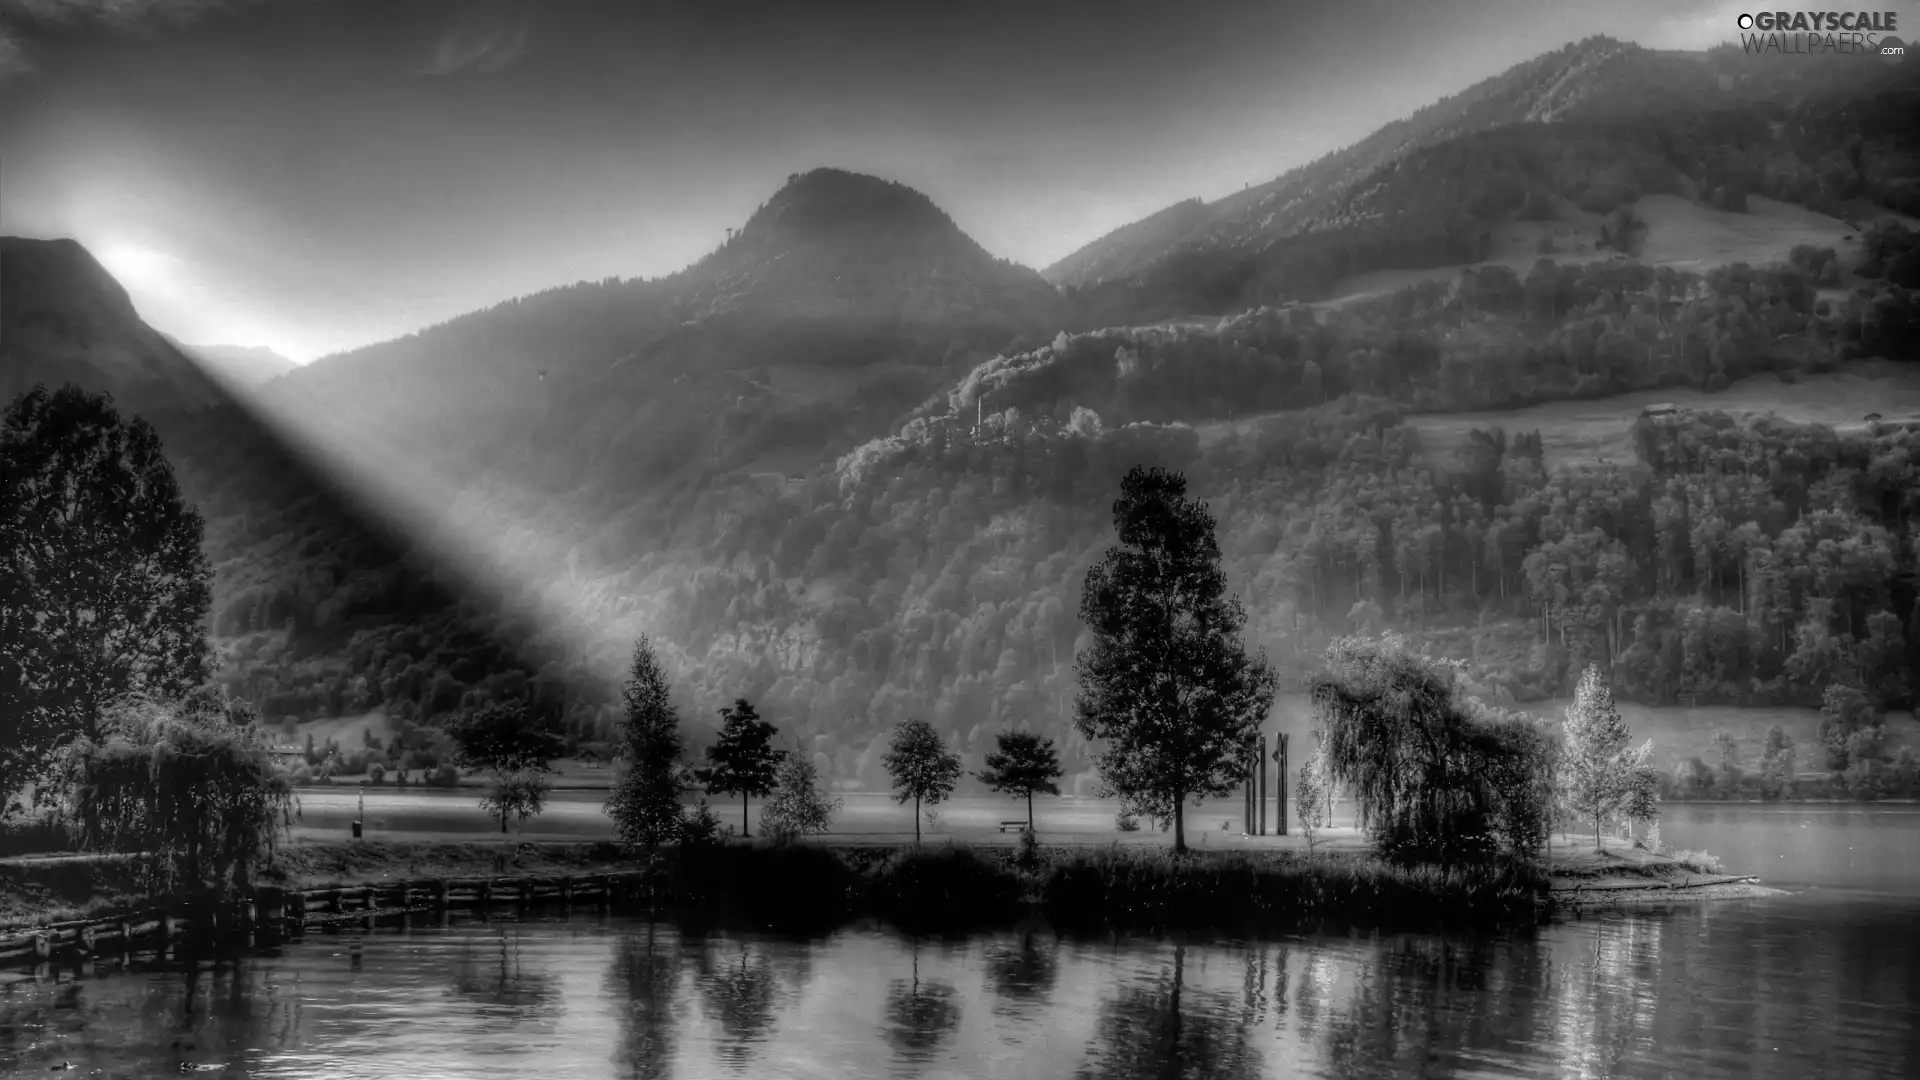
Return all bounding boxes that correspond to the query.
[3,806,1917,1079]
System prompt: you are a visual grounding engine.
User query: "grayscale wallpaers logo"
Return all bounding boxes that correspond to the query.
[1733,10,1905,59]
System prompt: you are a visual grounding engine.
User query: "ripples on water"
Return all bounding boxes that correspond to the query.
[0,892,1915,1080]
[5,806,1919,1079]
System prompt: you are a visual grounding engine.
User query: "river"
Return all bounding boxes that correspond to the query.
[1,805,1916,1078]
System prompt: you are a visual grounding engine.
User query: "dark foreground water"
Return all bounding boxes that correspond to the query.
[2,806,1916,1079]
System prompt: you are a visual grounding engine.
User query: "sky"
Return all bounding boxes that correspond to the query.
[0,0,1782,363]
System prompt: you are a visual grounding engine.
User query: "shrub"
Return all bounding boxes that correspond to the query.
[868,845,1024,928]
[1116,813,1140,832]
[0,815,70,857]
[664,841,856,931]
[1039,847,1547,932]
[368,763,386,785]
[1670,849,1723,875]
[427,764,459,788]
[680,799,724,847]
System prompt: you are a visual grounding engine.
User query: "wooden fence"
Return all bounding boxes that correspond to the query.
[0,870,650,972]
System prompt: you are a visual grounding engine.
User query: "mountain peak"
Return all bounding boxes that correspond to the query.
[742,168,965,245]
[2,237,140,324]
[666,167,1058,334]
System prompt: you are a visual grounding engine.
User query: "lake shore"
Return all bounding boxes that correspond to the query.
[0,831,1772,937]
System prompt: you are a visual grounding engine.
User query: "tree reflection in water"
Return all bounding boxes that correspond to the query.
[983,929,1058,1017]
[881,943,962,1069]
[1078,943,1263,1079]
[448,932,558,1015]
[693,940,781,1071]
[0,956,294,1074]
[606,922,687,1080]
[1303,930,1556,1077]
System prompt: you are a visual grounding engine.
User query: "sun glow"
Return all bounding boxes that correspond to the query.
[94,243,183,295]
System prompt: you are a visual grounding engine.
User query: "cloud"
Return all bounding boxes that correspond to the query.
[0,0,305,80]
[420,0,534,76]
[0,27,28,75]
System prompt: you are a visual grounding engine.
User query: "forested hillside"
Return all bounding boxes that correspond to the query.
[619,230,1920,788]
[0,239,570,749]
[109,190,1920,794]
[1051,39,1920,324]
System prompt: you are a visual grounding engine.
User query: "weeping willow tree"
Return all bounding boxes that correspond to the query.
[61,693,294,895]
[1309,634,1554,868]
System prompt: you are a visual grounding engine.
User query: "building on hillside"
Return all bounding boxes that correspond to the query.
[268,745,305,767]
[1642,403,1679,418]
[1864,412,1883,422]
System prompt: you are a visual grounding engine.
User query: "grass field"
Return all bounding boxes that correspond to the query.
[285,786,1377,849]
[1406,360,1920,470]
[1321,193,1869,308]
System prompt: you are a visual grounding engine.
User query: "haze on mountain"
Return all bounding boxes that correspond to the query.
[173,341,300,388]
[0,0,1759,363]
[6,28,1919,790]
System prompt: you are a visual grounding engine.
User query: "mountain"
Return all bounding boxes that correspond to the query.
[1047,38,1920,321]
[225,134,1920,795]
[172,340,299,388]
[1,236,575,752]
[262,167,1062,500]
[0,237,221,414]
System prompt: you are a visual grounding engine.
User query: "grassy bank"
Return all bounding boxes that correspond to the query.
[3,837,1556,935]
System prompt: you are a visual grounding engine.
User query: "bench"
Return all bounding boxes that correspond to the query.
[998,821,1028,834]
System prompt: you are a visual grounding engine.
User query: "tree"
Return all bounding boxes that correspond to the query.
[975,729,1063,831]
[63,691,292,895]
[606,637,690,854]
[695,699,785,838]
[1295,741,1329,855]
[1558,665,1659,851]
[1713,730,1743,789]
[881,719,961,846]
[1313,635,1553,866]
[1,386,212,810]
[1073,466,1278,853]
[759,753,842,844]
[442,699,564,833]
[1817,684,1880,772]
[1758,724,1796,798]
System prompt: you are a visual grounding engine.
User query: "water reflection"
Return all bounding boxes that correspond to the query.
[880,947,962,1069]
[691,941,780,1071]
[983,930,1058,1015]
[1080,943,1262,1079]
[606,924,685,1080]
[0,895,1914,1078]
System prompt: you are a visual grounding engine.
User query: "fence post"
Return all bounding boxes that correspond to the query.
[1258,734,1268,836]
[1276,733,1289,836]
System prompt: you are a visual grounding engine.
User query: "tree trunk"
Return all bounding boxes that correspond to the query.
[1026,790,1034,831]
[500,810,508,834]
[1172,790,1186,853]
[1594,810,1603,853]
[914,795,922,846]
[741,791,751,839]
